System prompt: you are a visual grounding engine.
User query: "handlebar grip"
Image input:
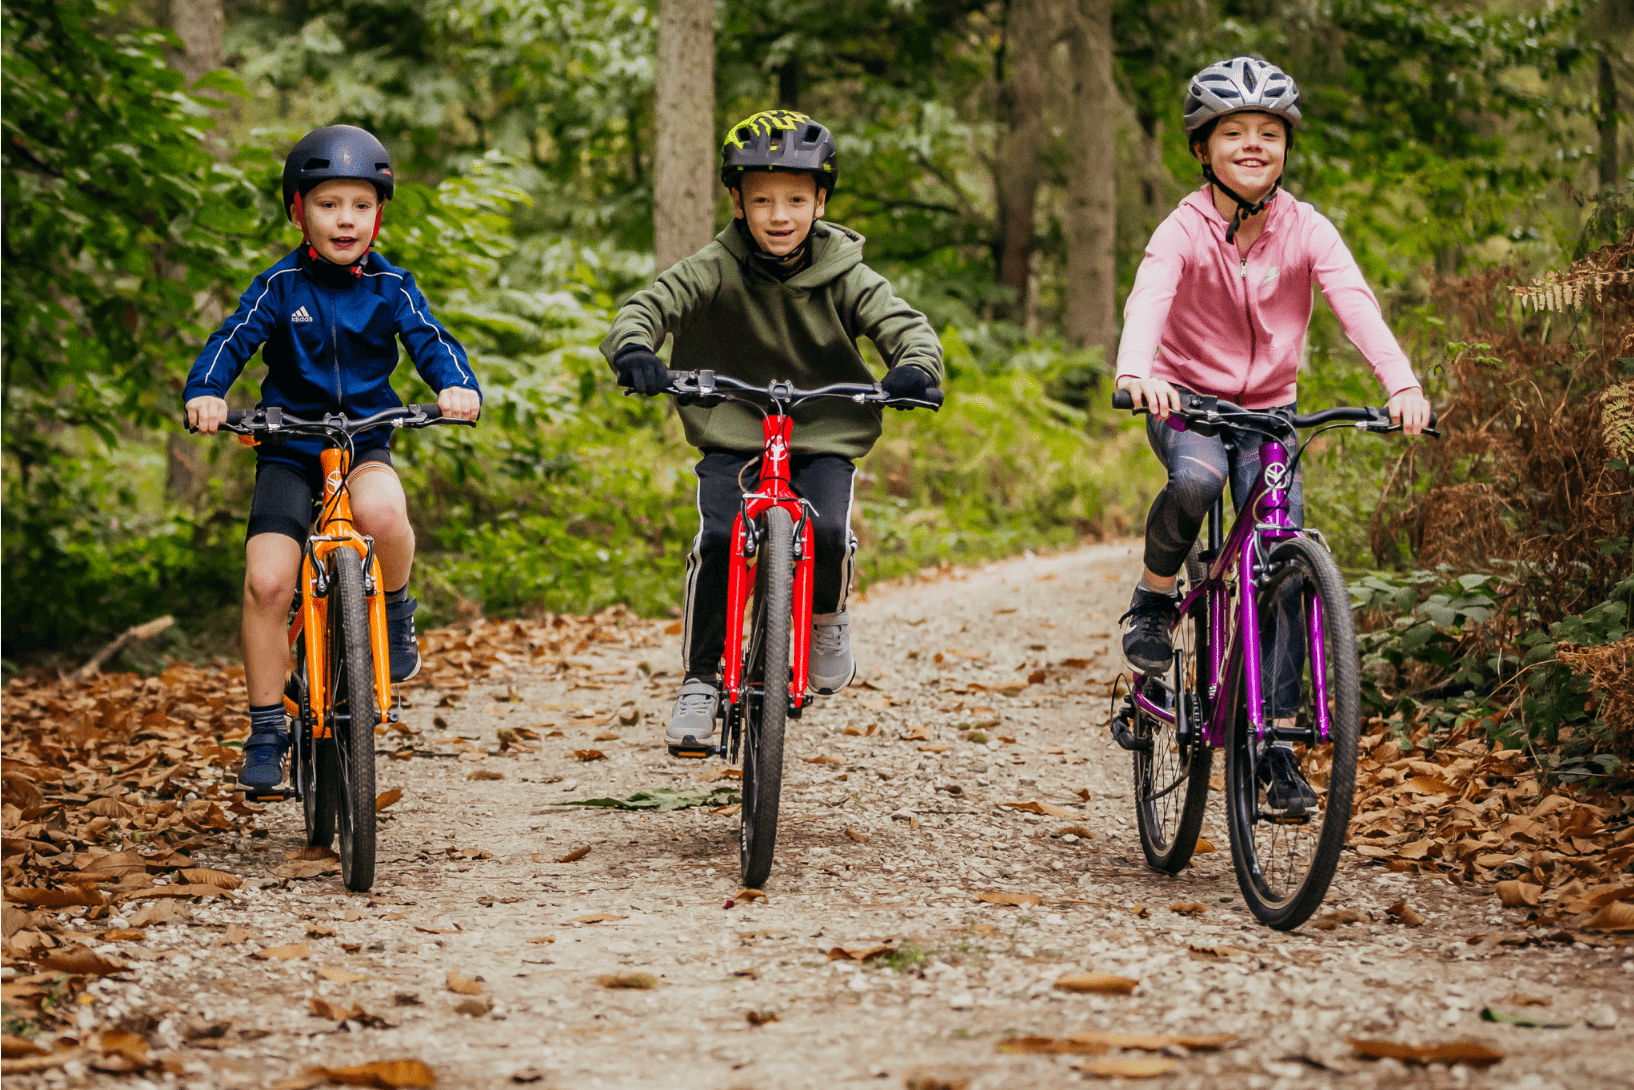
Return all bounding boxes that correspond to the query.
[1112,390,1134,411]
[407,403,443,420]
[225,409,249,426]
[921,388,945,409]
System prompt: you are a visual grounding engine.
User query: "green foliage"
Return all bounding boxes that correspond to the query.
[565,785,742,811]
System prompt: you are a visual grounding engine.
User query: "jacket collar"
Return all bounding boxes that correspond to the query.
[1182,184,1293,239]
[297,245,371,288]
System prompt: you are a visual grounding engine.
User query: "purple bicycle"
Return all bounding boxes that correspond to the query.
[1109,389,1437,930]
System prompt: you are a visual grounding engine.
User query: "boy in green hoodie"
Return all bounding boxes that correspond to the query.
[600,110,944,750]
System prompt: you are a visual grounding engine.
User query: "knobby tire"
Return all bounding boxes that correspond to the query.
[1224,535,1359,930]
[1134,554,1213,873]
[740,507,792,891]
[329,550,378,892]
[293,640,338,850]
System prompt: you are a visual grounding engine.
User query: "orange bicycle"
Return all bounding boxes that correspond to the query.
[201,405,471,890]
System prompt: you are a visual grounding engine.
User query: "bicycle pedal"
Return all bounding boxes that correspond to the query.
[667,743,723,760]
[1261,811,1311,825]
[1109,714,1152,753]
[240,786,297,802]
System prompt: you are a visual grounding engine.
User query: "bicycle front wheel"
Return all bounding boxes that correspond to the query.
[328,549,379,892]
[291,644,338,850]
[1224,535,1359,930]
[1133,554,1213,873]
[739,506,792,891]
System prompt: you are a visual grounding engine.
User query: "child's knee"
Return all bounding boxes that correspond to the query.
[1168,463,1227,518]
[244,558,297,611]
[349,482,409,537]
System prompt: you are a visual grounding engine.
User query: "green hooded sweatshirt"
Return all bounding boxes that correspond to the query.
[599,220,943,460]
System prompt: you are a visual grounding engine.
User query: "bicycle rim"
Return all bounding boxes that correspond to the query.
[740,507,792,891]
[329,550,378,892]
[1134,556,1213,873]
[1224,535,1359,930]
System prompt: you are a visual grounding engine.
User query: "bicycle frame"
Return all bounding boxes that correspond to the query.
[1129,426,1330,748]
[280,445,393,737]
[721,412,816,713]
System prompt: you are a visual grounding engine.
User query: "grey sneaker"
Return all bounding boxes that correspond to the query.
[808,610,856,695]
[664,678,719,746]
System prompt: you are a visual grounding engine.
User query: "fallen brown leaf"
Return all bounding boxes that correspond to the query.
[1193,836,1217,853]
[1001,800,1076,818]
[996,1036,1107,1055]
[272,860,341,880]
[802,754,844,765]
[843,827,869,843]
[1069,1031,1235,1051]
[554,846,592,863]
[597,973,658,989]
[253,943,311,961]
[1310,908,1365,930]
[572,749,606,762]
[1075,1056,1178,1078]
[317,968,368,983]
[466,770,505,781]
[453,999,490,1017]
[978,891,1042,907]
[35,944,129,976]
[445,972,484,996]
[734,888,767,903]
[524,935,556,945]
[745,1009,779,1026]
[572,914,625,924]
[1169,902,1208,916]
[1387,900,1426,927]
[827,944,895,962]
[179,868,241,890]
[1349,1038,1504,1067]
[1581,901,1634,932]
[1054,972,1138,995]
[308,1058,436,1087]
[100,928,147,942]
[1496,880,1543,908]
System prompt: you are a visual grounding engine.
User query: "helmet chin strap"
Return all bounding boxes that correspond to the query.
[1201,163,1280,245]
[292,192,385,278]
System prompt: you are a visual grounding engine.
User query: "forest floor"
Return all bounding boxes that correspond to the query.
[5,542,1633,1090]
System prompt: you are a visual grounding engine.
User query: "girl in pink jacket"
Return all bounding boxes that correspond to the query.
[1114,56,1431,806]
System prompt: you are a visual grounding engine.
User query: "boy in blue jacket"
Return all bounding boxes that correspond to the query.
[183,125,481,791]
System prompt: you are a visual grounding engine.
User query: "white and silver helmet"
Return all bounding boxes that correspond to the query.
[1183,56,1302,135]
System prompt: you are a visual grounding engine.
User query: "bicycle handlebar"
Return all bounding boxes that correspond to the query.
[1111,389,1437,436]
[633,370,943,411]
[188,403,477,437]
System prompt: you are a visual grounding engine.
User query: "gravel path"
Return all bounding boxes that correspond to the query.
[49,543,1634,1089]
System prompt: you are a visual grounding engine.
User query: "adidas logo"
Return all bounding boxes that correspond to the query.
[291,306,314,323]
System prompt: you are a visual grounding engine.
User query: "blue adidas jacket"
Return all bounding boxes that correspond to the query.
[183,247,478,463]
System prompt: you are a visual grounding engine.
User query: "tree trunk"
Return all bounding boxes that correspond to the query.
[779,58,801,110]
[993,0,1049,321]
[654,0,717,273]
[157,0,223,84]
[1601,47,1619,190]
[1063,0,1116,360]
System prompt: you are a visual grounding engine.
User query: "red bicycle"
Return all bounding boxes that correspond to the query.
[652,371,941,887]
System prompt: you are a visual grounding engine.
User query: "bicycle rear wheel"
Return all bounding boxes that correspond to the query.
[328,549,378,892]
[1133,555,1213,873]
[739,506,792,891]
[1223,535,1359,930]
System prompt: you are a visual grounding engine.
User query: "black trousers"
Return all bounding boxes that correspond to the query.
[682,449,856,680]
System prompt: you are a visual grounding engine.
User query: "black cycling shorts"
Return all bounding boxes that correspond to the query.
[246,448,393,544]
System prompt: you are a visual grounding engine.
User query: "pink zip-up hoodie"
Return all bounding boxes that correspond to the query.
[1115,186,1419,408]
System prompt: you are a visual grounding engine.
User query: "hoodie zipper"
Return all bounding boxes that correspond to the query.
[325,281,344,409]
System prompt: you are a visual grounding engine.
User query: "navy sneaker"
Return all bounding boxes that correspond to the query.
[1119,586,1180,675]
[386,595,421,683]
[1259,743,1319,816]
[237,728,288,791]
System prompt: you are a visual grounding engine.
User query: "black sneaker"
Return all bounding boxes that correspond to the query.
[1259,743,1318,815]
[385,596,421,683]
[1119,586,1179,675]
[236,729,288,790]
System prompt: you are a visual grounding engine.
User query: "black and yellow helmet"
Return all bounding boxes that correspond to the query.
[720,110,838,196]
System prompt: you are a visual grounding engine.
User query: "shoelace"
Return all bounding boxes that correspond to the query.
[675,690,716,714]
[812,624,846,654]
[1118,598,1174,640]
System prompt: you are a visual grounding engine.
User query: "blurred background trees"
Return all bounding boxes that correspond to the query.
[2,0,1629,772]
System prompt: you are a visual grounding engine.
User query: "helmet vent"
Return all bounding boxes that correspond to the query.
[1242,63,1258,93]
[303,158,330,171]
[804,124,821,143]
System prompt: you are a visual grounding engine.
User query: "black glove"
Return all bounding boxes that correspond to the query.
[614,346,672,396]
[880,365,934,404]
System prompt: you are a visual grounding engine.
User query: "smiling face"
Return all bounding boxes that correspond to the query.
[1196,111,1288,200]
[293,179,382,264]
[731,170,826,256]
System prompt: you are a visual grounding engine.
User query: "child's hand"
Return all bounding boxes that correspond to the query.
[1387,386,1431,436]
[438,386,481,421]
[1116,375,1180,420]
[186,395,229,435]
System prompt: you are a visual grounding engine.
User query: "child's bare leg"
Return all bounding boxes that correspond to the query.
[242,534,301,705]
[347,464,421,680]
[1141,567,1179,592]
[347,465,414,590]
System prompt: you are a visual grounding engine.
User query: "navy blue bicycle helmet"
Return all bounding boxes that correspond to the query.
[281,125,395,216]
